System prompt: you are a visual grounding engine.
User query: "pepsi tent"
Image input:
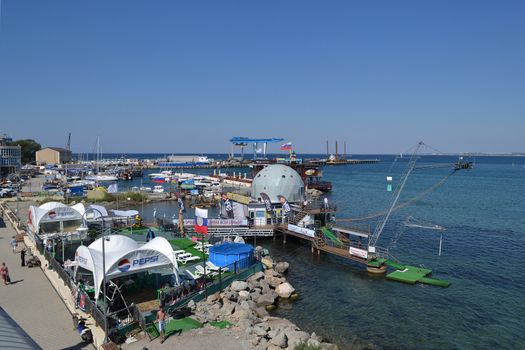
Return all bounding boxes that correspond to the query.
[28,202,87,240]
[74,235,179,299]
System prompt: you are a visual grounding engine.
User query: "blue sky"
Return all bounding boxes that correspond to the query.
[0,0,524,154]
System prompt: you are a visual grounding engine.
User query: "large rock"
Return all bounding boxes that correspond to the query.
[221,300,236,316]
[274,261,290,274]
[256,292,277,306]
[269,332,288,348]
[207,292,220,303]
[187,300,196,309]
[259,279,271,294]
[264,268,279,278]
[267,344,281,350]
[247,271,265,284]
[232,307,253,322]
[253,306,270,318]
[265,275,285,288]
[261,256,274,269]
[231,280,249,292]
[275,282,295,299]
[320,343,339,350]
[238,290,250,299]
[285,330,310,349]
[252,325,268,337]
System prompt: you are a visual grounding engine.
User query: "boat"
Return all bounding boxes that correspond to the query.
[85,174,119,182]
[153,185,165,193]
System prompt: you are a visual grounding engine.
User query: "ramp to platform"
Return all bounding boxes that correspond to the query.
[320,227,344,246]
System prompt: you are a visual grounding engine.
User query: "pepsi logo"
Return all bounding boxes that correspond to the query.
[118,259,131,272]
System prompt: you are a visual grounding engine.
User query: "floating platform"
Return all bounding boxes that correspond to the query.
[383,260,450,287]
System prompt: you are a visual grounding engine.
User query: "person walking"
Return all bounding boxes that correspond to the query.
[20,248,26,267]
[156,307,166,343]
[10,236,17,253]
[1,262,10,285]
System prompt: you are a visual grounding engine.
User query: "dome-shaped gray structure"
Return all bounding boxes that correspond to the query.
[251,164,304,203]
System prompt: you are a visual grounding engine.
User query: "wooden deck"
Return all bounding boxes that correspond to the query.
[274,226,370,266]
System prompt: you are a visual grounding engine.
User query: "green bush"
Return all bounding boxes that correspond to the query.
[116,191,146,202]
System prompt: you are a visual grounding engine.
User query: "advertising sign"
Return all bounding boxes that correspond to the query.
[349,247,368,259]
[287,224,315,238]
[175,218,248,227]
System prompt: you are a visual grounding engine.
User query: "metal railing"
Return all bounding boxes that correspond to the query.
[158,255,261,315]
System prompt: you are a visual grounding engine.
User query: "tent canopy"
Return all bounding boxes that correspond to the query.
[74,235,179,299]
[28,202,86,238]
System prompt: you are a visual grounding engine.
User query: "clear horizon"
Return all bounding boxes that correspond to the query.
[1,1,524,154]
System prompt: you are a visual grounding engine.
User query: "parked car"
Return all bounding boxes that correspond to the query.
[0,189,15,198]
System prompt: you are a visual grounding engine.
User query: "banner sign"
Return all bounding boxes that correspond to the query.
[107,251,172,276]
[260,192,273,213]
[287,224,315,238]
[44,207,81,221]
[174,218,248,227]
[349,247,368,259]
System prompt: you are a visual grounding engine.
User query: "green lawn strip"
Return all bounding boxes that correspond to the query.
[165,317,202,334]
[169,239,209,262]
[209,320,233,329]
[169,238,197,250]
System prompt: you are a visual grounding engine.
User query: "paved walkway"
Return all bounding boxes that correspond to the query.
[0,215,92,350]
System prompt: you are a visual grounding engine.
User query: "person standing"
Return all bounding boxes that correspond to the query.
[156,307,166,343]
[279,195,292,223]
[20,248,26,267]
[10,236,17,253]
[146,228,155,242]
[1,262,9,285]
[323,197,329,209]
[177,193,185,236]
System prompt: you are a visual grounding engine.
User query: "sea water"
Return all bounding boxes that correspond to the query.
[118,154,525,349]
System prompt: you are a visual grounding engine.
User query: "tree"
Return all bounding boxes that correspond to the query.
[9,139,41,164]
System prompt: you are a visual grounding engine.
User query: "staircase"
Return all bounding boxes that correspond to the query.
[290,210,307,225]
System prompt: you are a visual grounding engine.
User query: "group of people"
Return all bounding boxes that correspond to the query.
[2,236,28,285]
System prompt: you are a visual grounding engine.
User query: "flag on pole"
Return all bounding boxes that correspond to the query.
[194,207,208,234]
[280,142,292,151]
[107,183,118,193]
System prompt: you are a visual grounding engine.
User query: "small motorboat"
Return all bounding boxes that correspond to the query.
[153,185,165,193]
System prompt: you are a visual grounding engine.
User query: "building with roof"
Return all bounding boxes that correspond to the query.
[0,133,21,179]
[251,164,305,203]
[36,147,72,164]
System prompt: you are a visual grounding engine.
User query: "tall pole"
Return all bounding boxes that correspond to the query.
[101,216,108,344]
[344,141,347,159]
[81,208,108,344]
[326,140,329,157]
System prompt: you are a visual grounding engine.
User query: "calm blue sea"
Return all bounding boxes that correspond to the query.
[102,153,525,349]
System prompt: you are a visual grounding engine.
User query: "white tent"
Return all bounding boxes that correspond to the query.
[28,202,87,240]
[74,235,179,299]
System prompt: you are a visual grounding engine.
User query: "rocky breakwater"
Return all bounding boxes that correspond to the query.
[189,256,339,350]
